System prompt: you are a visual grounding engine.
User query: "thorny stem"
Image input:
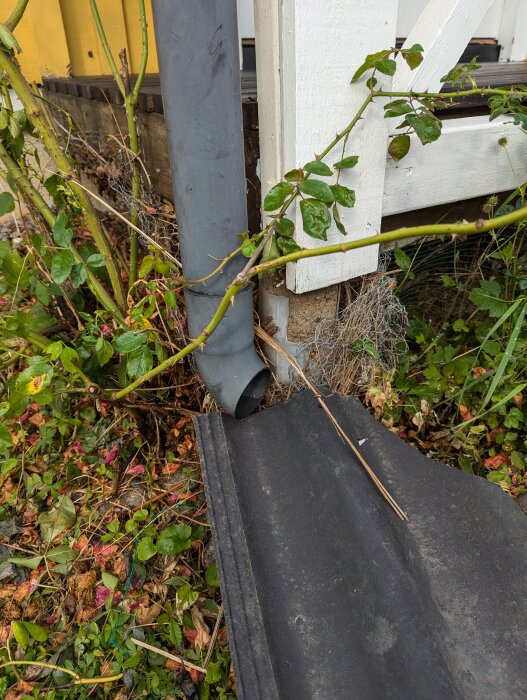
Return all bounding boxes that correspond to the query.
[111,204,527,401]
[5,0,29,31]
[0,143,125,322]
[374,88,519,100]
[0,48,126,308]
[88,0,126,97]
[89,0,149,287]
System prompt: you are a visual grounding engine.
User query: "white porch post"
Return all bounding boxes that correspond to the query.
[254,0,398,294]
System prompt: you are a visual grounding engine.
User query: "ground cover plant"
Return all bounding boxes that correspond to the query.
[374,190,527,496]
[0,0,526,695]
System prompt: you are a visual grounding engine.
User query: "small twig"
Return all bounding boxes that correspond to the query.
[69,178,182,268]
[203,605,224,668]
[255,326,408,521]
[130,637,207,674]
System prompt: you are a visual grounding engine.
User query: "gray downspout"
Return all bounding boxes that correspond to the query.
[151,0,270,418]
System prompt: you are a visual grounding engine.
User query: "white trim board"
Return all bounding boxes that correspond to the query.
[382,115,527,217]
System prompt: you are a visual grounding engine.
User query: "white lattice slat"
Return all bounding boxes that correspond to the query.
[393,0,497,93]
[383,115,527,216]
[499,0,527,62]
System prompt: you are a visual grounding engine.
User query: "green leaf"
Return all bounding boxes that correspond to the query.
[303,161,333,177]
[52,212,73,247]
[137,536,157,561]
[164,290,177,309]
[351,49,392,82]
[102,571,119,590]
[263,182,294,211]
[60,346,79,373]
[8,555,42,569]
[206,661,222,685]
[333,155,359,170]
[205,561,220,588]
[38,495,76,544]
[284,168,305,182]
[350,338,380,360]
[0,423,12,451]
[299,179,334,203]
[138,255,154,278]
[260,234,280,267]
[71,263,87,288]
[469,280,508,318]
[46,341,63,361]
[300,199,331,241]
[383,100,413,118]
[241,239,257,258]
[401,43,424,70]
[22,621,48,643]
[51,250,75,284]
[374,57,397,76]
[47,544,78,564]
[2,250,29,288]
[276,217,295,237]
[86,253,106,268]
[95,337,114,367]
[406,113,442,145]
[34,279,51,305]
[126,345,153,378]
[388,134,411,162]
[176,583,198,614]
[11,621,29,649]
[169,619,183,646]
[394,244,413,274]
[156,524,192,555]
[330,184,355,208]
[277,236,301,255]
[480,301,527,411]
[332,204,347,235]
[0,191,14,216]
[113,331,148,353]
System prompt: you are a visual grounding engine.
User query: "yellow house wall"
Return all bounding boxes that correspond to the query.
[3,0,159,82]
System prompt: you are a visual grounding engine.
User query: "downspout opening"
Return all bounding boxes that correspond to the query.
[235,368,271,419]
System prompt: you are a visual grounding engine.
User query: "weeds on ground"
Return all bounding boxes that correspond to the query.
[370,192,527,496]
[0,375,235,699]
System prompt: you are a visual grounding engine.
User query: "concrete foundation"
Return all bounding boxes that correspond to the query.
[259,274,339,381]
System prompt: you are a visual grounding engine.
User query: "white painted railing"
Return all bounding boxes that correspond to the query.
[253,0,527,293]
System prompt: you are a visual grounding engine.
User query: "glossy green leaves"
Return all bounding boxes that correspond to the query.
[300,199,331,240]
[388,134,411,162]
[299,179,334,203]
[263,182,294,211]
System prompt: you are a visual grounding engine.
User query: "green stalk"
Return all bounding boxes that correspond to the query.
[5,0,29,30]
[0,48,126,309]
[111,203,527,401]
[89,0,149,286]
[0,143,125,322]
[251,205,527,275]
[374,88,516,100]
[109,281,244,401]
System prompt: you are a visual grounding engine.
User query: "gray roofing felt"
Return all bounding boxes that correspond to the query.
[195,391,527,700]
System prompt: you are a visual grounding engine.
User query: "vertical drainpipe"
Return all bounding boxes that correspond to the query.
[151,0,270,418]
